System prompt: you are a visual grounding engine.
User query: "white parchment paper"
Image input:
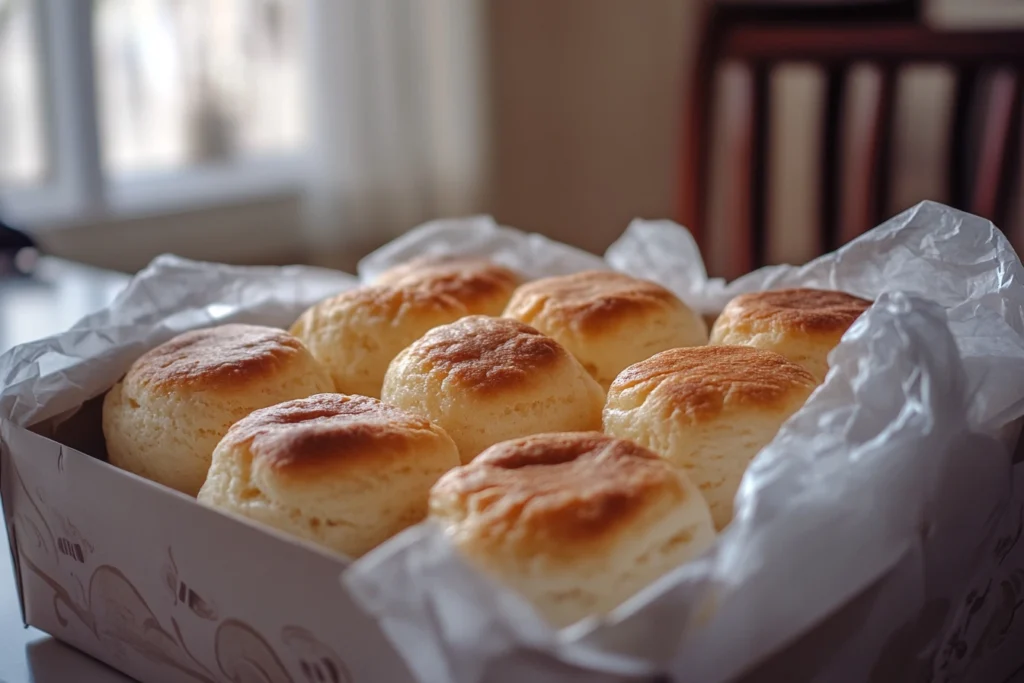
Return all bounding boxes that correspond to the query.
[1,204,1023,682]
[343,202,1024,683]
[0,257,358,427]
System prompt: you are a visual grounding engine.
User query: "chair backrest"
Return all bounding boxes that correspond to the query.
[680,0,1024,278]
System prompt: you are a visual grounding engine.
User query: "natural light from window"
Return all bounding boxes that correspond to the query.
[1,0,309,227]
[94,0,308,176]
[0,0,46,187]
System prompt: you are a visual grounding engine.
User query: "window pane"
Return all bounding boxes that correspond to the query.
[94,0,307,176]
[0,0,46,186]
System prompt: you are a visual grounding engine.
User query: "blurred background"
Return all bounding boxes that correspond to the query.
[2,0,1024,282]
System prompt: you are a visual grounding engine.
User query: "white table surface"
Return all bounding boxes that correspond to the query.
[0,258,134,682]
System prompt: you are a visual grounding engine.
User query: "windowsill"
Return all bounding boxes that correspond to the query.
[1,154,311,273]
[1,154,307,232]
[105,155,308,221]
[37,193,309,273]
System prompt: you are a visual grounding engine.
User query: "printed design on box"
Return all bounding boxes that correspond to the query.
[41,492,95,565]
[212,620,353,683]
[936,568,1024,683]
[12,459,96,616]
[164,547,219,621]
[867,495,1024,683]
[11,448,94,570]
[972,571,1024,667]
[282,626,353,683]
[215,619,295,682]
[994,504,1024,566]
[11,470,56,563]
[12,466,219,681]
[20,554,220,681]
[932,499,1024,683]
[10,466,354,683]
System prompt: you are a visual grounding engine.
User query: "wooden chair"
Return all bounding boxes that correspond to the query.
[679,0,1024,278]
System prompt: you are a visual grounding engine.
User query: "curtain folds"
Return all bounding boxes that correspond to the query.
[303,0,490,269]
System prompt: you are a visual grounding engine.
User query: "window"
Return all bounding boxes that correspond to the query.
[0,0,47,186]
[0,0,308,228]
[95,0,306,177]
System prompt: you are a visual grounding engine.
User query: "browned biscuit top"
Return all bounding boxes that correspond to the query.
[714,288,872,338]
[609,345,816,423]
[399,315,568,393]
[430,432,688,558]
[505,270,685,334]
[127,324,316,394]
[222,393,446,481]
[374,257,521,314]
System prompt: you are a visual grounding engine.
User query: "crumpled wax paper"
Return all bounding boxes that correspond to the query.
[0,256,359,428]
[342,202,1024,683]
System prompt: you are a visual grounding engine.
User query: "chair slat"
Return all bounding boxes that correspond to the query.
[995,80,1023,233]
[820,64,848,253]
[948,64,979,211]
[972,69,1020,221]
[684,8,1024,276]
[870,65,897,227]
[751,63,771,271]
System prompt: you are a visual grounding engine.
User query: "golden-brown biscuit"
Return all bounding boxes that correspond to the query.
[199,393,459,557]
[430,432,715,627]
[103,324,334,496]
[381,315,605,463]
[709,288,872,383]
[374,256,521,316]
[503,270,708,388]
[291,285,469,398]
[604,345,816,529]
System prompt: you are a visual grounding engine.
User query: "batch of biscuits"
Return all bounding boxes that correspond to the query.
[101,256,870,628]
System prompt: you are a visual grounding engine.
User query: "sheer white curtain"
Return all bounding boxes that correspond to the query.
[303,0,490,267]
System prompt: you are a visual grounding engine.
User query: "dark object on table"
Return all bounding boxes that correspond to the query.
[0,212,39,278]
[680,0,1024,278]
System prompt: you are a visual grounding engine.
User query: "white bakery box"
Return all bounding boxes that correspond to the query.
[4,203,1024,683]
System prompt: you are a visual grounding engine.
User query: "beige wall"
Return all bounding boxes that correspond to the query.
[486,0,698,255]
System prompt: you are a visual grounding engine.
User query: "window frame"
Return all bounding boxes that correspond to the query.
[0,0,308,231]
